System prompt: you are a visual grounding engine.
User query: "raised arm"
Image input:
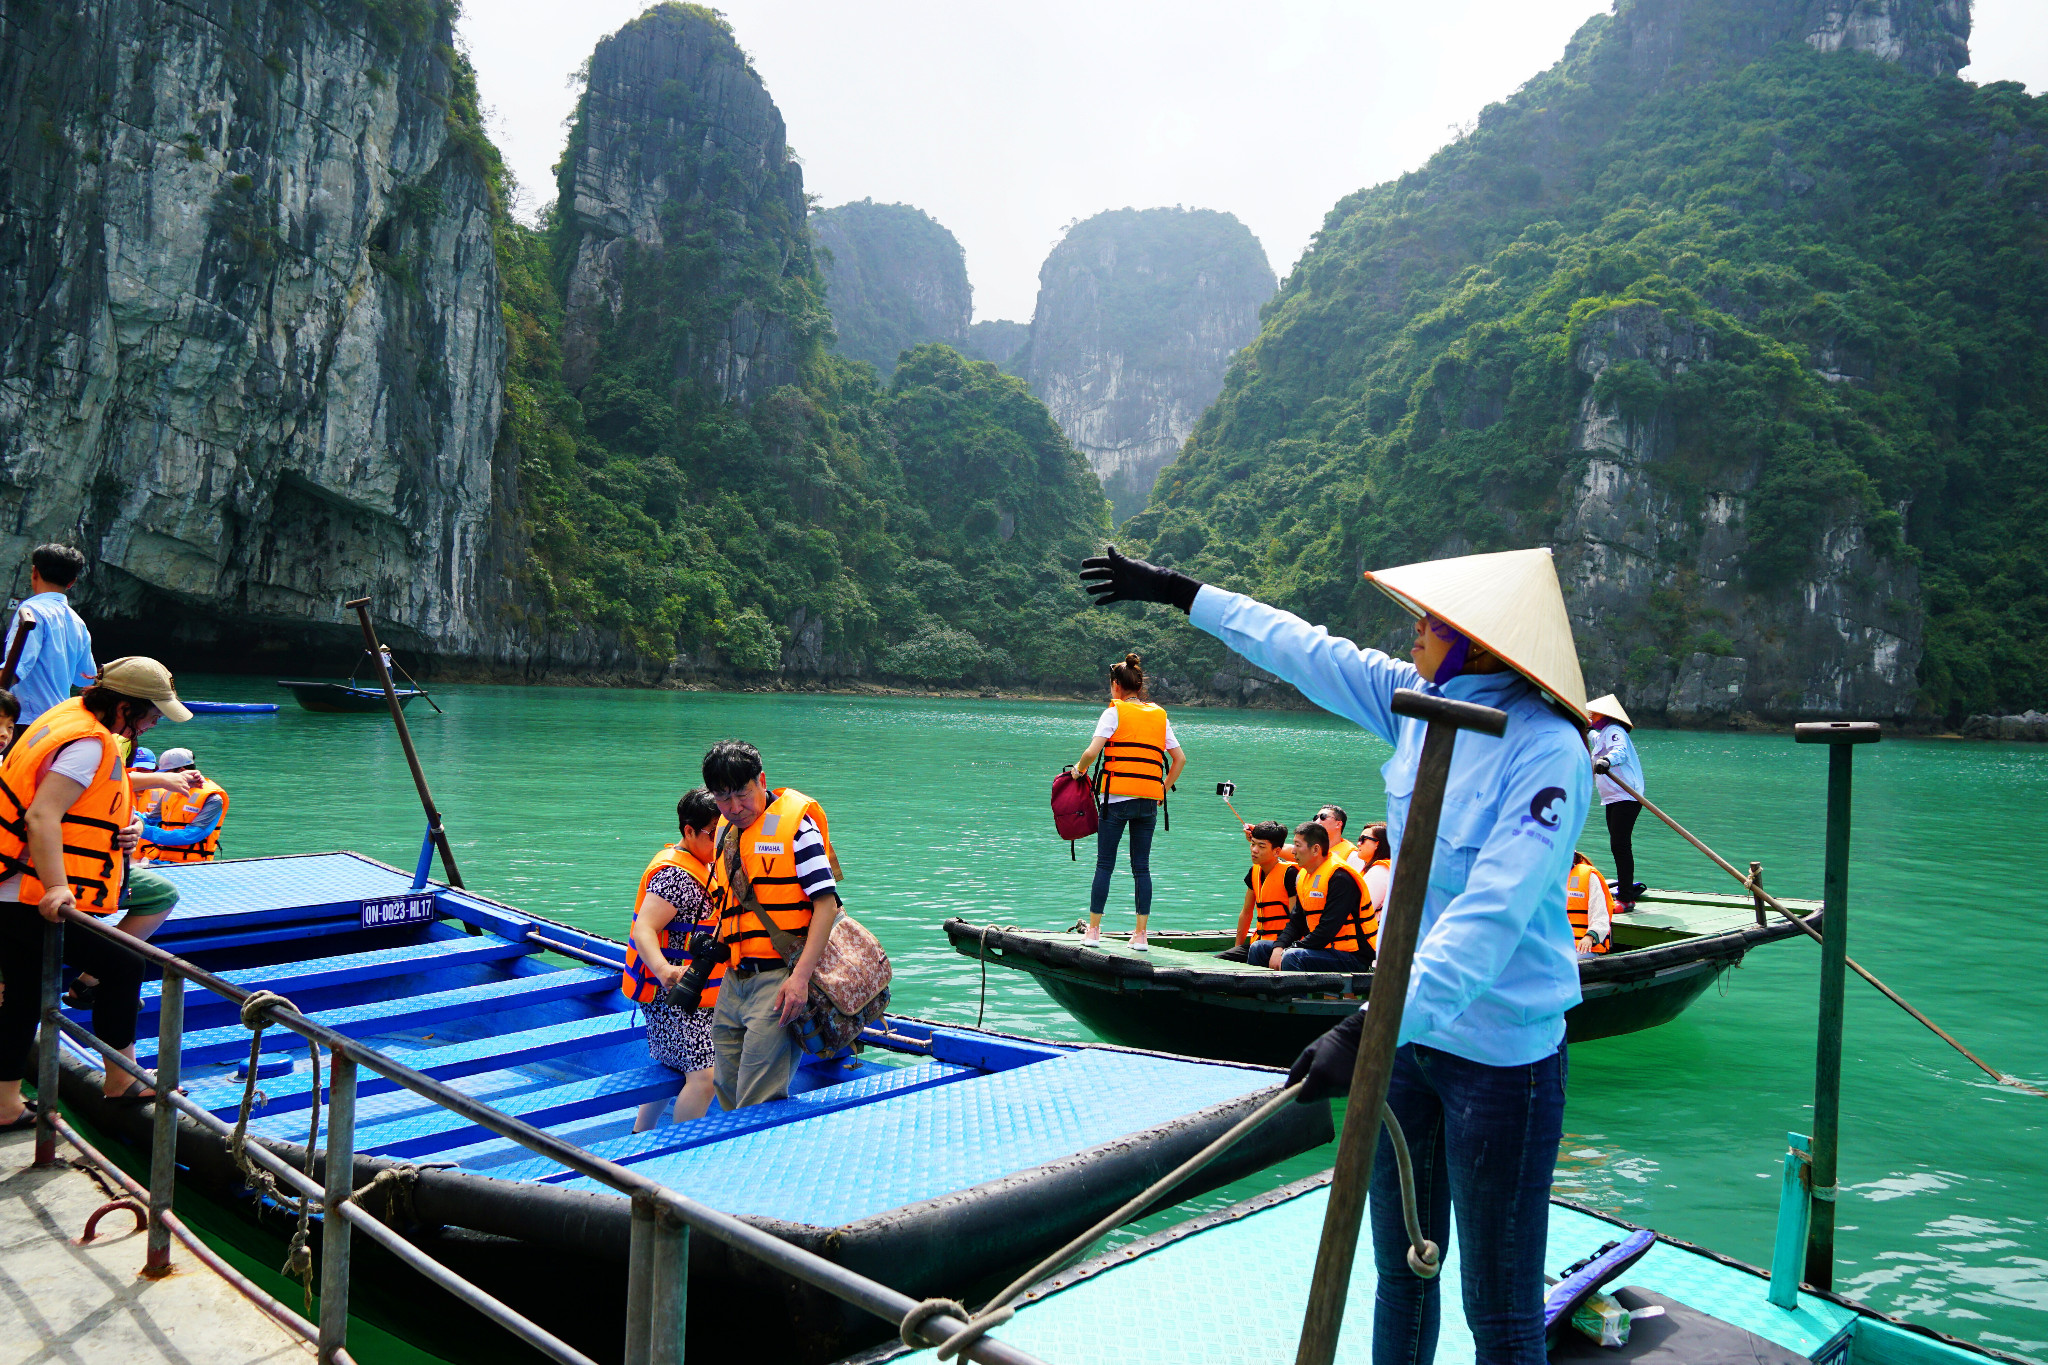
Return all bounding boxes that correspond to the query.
[1189,587,1419,746]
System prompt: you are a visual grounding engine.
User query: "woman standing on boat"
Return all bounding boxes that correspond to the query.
[1069,653,1185,951]
[1082,544,1590,1365]
[1586,694,1646,910]
[622,788,724,1130]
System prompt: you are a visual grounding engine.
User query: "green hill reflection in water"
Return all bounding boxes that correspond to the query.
[170,678,2047,1360]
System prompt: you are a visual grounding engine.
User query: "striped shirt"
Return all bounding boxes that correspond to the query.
[791,815,836,899]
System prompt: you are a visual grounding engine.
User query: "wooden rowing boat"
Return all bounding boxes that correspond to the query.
[276,681,420,713]
[944,889,1822,1067]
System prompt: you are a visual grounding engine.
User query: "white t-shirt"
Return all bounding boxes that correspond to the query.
[1363,861,1391,910]
[1093,707,1180,805]
[0,739,107,902]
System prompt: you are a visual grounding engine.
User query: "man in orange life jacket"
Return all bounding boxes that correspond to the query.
[703,739,842,1110]
[136,746,227,863]
[1566,851,1614,955]
[1224,820,1299,962]
[1251,821,1376,973]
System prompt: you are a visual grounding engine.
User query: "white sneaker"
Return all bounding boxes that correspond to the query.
[1129,936,1150,953]
[1081,928,1102,947]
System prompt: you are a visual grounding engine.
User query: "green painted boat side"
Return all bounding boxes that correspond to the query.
[277,681,422,713]
[848,1172,2020,1365]
[947,890,1821,1067]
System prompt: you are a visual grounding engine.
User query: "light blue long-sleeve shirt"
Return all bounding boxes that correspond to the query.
[1589,722,1644,805]
[142,793,223,848]
[4,593,97,726]
[1190,586,1593,1066]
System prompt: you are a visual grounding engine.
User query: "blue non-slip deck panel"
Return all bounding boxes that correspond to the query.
[180,1010,644,1118]
[555,1048,1278,1227]
[147,852,427,930]
[345,1064,684,1158]
[478,1059,976,1183]
[133,965,614,1067]
[136,933,533,1012]
[886,1194,1858,1365]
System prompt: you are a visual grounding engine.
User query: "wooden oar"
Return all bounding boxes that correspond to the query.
[1296,689,1508,1365]
[1597,760,2046,1098]
[347,599,464,889]
[0,604,36,689]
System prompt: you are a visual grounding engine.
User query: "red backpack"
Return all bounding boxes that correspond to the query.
[1050,771,1099,859]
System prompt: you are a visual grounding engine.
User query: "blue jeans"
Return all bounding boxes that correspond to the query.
[1279,946,1369,972]
[1089,798,1156,920]
[1371,1042,1567,1365]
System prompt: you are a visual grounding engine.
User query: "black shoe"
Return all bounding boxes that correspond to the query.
[62,980,97,1010]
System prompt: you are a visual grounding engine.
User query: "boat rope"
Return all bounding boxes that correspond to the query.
[900,1082,1440,1358]
[230,990,323,1311]
[1598,765,2047,1098]
[227,992,464,1314]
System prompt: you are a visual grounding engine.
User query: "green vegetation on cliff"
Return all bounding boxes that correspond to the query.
[1127,11,2048,719]
[813,200,972,375]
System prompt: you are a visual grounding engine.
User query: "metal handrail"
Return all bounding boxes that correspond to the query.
[35,907,1048,1365]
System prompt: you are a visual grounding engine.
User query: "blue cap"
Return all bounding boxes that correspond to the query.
[130,747,158,772]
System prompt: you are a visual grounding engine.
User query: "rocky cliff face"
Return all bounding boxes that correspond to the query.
[0,0,505,663]
[1611,0,1969,82]
[555,5,815,405]
[1018,208,1274,523]
[1554,306,1920,722]
[812,200,970,375]
[965,319,1029,369]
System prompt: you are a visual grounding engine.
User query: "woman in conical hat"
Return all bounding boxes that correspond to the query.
[1585,694,1648,909]
[1081,543,1591,1365]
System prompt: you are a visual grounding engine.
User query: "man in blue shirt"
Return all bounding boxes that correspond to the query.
[3,546,98,728]
[1084,543,1592,1365]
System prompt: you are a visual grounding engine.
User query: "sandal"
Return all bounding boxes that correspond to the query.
[104,1079,155,1107]
[63,979,97,1010]
[0,1100,39,1132]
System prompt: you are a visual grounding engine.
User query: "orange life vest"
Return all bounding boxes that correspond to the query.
[0,698,132,913]
[711,787,838,963]
[1096,700,1169,801]
[1301,851,1373,957]
[622,844,720,1007]
[1250,859,1296,942]
[1567,862,1612,953]
[133,787,164,820]
[140,778,229,863]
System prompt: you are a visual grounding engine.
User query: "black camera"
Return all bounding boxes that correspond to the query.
[1216,781,1235,797]
[656,931,731,1014]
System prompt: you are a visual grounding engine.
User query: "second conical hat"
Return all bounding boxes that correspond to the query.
[1586,694,1633,729]
[1364,546,1589,723]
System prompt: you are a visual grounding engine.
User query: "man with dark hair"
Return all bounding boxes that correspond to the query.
[702,740,843,1109]
[1224,819,1298,963]
[1250,820,1373,973]
[1314,804,1352,862]
[4,545,98,728]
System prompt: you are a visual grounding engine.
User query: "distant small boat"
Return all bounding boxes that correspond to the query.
[183,700,281,715]
[276,681,422,713]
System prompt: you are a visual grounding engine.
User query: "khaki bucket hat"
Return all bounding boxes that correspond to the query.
[95,657,193,723]
[1363,546,1589,724]
[1586,694,1634,730]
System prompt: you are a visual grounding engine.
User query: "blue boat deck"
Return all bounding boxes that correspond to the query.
[66,853,1300,1232]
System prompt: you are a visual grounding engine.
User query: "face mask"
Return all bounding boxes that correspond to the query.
[1429,620,1471,685]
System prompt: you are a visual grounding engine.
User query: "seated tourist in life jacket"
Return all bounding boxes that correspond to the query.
[624,788,725,1131]
[1314,803,1354,863]
[703,739,843,1111]
[1567,851,1614,955]
[1222,820,1299,963]
[1248,821,1375,973]
[136,747,228,865]
[0,658,192,1124]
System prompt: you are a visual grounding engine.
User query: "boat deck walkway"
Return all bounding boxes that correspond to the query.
[0,1127,309,1365]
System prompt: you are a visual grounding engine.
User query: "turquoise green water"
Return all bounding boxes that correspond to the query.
[165,679,2048,1360]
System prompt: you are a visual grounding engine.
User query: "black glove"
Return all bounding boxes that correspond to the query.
[1592,757,1611,775]
[1286,1010,1364,1103]
[1079,545,1202,614]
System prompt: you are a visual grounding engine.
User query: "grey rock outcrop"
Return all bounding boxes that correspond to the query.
[965,320,1030,369]
[0,0,505,661]
[1018,208,1275,523]
[1555,305,1921,722]
[1612,0,1969,84]
[812,201,969,376]
[1963,712,2048,741]
[557,5,811,404]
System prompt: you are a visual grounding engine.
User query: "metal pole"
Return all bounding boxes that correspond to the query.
[145,971,184,1278]
[345,598,462,888]
[1794,720,1878,1291]
[650,1204,688,1365]
[33,917,61,1166]
[625,1194,656,1365]
[1296,690,1508,1365]
[319,1053,358,1364]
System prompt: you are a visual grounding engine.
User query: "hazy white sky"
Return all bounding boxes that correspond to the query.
[464,0,2048,323]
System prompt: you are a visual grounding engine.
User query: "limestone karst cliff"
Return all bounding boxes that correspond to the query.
[0,0,506,662]
[965,320,1030,369]
[554,2,818,404]
[812,200,971,375]
[1128,0,2038,722]
[1016,208,1275,524]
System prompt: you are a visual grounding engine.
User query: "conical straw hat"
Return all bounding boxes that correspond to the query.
[1364,546,1589,723]
[1586,694,1633,729]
